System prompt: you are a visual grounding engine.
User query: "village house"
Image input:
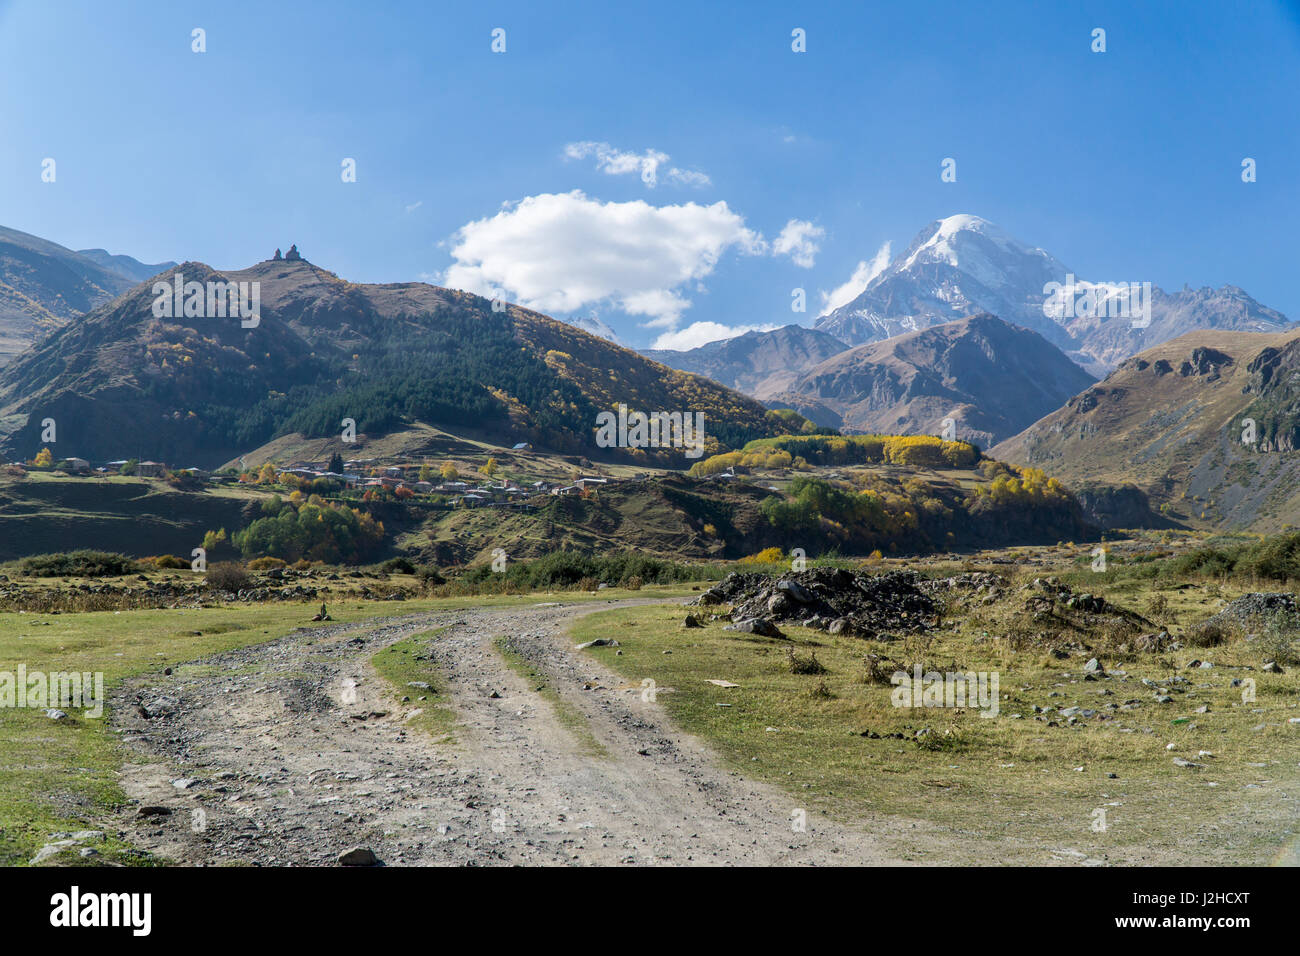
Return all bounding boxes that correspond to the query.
[137,461,167,478]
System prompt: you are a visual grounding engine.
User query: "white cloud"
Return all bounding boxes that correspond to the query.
[404,200,423,214]
[819,241,892,315]
[664,168,711,187]
[773,219,824,268]
[651,321,781,351]
[564,141,711,189]
[442,190,765,327]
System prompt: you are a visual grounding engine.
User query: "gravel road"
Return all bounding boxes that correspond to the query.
[111,600,908,865]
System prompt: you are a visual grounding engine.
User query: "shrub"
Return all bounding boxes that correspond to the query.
[913,727,968,752]
[577,576,599,592]
[808,680,835,699]
[20,551,140,578]
[247,556,286,570]
[1253,610,1300,665]
[860,653,900,685]
[382,557,416,574]
[151,555,189,570]
[417,566,446,587]
[458,550,698,590]
[624,575,643,591]
[206,562,252,592]
[1186,620,1231,648]
[787,648,827,675]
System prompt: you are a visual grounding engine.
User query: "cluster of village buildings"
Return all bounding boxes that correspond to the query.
[270,458,633,508]
[46,457,198,479]
[37,452,728,507]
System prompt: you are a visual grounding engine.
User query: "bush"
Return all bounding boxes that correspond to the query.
[21,551,141,578]
[913,727,968,752]
[860,653,900,685]
[1253,610,1300,665]
[382,557,416,574]
[1186,620,1231,648]
[417,566,446,587]
[247,556,286,570]
[151,555,189,570]
[787,648,827,675]
[458,550,699,591]
[624,575,643,591]
[206,562,252,592]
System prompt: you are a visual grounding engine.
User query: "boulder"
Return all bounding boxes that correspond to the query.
[338,847,379,866]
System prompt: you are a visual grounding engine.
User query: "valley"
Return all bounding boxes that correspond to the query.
[2,217,1298,873]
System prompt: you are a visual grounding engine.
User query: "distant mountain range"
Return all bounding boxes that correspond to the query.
[645,215,1290,451]
[0,225,176,365]
[992,328,1300,531]
[0,252,799,467]
[4,214,1295,518]
[643,325,849,399]
[75,248,178,284]
[766,314,1096,447]
[815,215,1291,377]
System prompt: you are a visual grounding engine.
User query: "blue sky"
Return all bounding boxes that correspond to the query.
[2,0,1298,349]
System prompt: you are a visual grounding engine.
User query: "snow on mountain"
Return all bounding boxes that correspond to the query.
[816,215,1292,372]
[565,314,620,344]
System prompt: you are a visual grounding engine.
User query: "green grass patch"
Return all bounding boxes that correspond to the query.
[573,600,1300,864]
[371,630,456,742]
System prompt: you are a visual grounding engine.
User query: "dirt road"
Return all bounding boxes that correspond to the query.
[111,600,914,865]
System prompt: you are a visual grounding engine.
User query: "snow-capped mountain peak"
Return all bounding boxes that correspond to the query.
[815,214,1291,374]
[565,314,621,344]
[817,215,1070,350]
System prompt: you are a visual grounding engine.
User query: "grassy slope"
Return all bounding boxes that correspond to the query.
[993,330,1300,532]
[574,575,1300,865]
[0,472,256,562]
